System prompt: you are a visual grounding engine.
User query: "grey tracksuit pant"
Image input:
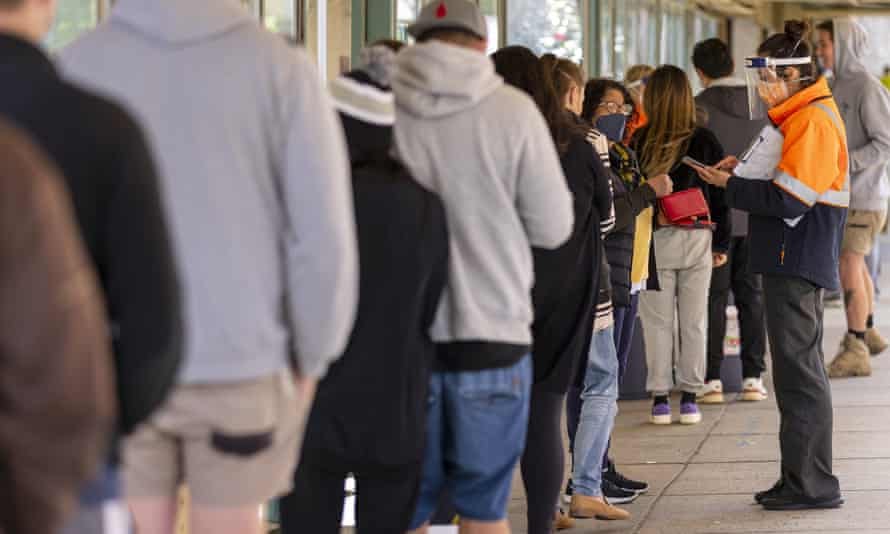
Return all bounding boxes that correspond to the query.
[640,227,712,395]
[763,274,841,500]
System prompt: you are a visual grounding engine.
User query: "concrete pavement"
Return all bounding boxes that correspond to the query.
[506,275,890,533]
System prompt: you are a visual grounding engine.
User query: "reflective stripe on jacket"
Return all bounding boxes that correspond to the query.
[726,77,849,290]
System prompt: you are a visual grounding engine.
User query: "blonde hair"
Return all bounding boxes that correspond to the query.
[625,64,655,85]
[637,65,697,178]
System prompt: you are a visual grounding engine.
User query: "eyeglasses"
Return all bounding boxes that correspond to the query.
[597,102,633,115]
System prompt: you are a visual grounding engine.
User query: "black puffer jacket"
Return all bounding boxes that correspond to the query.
[605,143,658,307]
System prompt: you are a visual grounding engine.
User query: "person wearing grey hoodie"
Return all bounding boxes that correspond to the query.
[393,2,572,533]
[693,38,770,403]
[60,1,357,533]
[816,18,890,378]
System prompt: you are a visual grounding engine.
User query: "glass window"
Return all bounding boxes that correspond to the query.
[612,0,627,79]
[264,0,298,37]
[479,0,500,54]
[639,0,657,66]
[46,0,98,51]
[598,0,614,78]
[507,0,583,64]
[397,0,421,42]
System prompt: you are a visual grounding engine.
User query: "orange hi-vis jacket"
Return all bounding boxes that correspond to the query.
[726,77,849,290]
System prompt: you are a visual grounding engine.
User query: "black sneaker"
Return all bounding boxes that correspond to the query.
[602,479,638,504]
[754,479,784,504]
[562,478,573,504]
[603,460,649,494]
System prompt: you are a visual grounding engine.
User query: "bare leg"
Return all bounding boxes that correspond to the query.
[190,505,263,534]
[128,497,177,534]
[864,262,876,318]
[460,518,511,534]
[841,252,869,331]
[407,523,430,534]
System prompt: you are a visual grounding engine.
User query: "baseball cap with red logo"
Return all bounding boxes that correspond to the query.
[407,0,488,41]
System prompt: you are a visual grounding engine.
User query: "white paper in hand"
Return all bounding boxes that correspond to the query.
[735,124,802,227]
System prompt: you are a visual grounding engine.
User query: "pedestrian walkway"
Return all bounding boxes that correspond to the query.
[507,275,890,533]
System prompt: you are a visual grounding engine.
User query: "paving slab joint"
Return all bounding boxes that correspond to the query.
[630,402,730,534]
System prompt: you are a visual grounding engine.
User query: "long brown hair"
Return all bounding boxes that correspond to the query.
[637,65,696,178]
[492,47,586,153]
[540,54,585,106]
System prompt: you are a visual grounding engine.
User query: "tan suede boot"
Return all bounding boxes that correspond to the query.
[553,509,575,530]
[828,334,872,378]
[865,327,889,356]
[570,495,631,520]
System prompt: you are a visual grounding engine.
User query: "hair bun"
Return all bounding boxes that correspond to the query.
[784,20,809,42]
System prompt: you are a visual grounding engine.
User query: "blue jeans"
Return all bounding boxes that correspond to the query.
[410,355,532,527]
[572,327,619,497]
[60,464,131,534]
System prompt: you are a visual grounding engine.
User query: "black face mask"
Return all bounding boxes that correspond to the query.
[595,113,628,143]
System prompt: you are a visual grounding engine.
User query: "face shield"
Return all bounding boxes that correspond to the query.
[625,76,649,105]
[744,56,813,120]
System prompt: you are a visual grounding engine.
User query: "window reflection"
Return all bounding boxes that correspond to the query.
[265,0,297,37]
[397,0,421,42]
[507,0,583,64]
[46,0,97,51]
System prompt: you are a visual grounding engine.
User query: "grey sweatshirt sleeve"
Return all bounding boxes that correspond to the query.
[279,54,358,379]
[515,106,574,249]
[850,81,890,175]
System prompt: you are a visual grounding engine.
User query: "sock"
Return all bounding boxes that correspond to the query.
[868,314,875,329]
[681,391,697,404]
[849,329,866,340]
[653,395,669,405]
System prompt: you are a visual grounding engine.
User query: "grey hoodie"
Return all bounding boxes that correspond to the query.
[61,0,358,383]
[830,18,890,211]
[696,78,769,236]
[393,41,573,350]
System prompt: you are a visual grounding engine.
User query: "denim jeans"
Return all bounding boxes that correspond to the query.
[572,327,619,497]
[60,464,131,534]
[410,355,532,527]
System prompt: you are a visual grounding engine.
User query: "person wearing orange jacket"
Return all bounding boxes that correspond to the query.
[695,21,846,512]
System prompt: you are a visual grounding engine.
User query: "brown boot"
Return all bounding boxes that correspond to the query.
[865,327,888,356]
[553,509,575,530]
[828,334,872,378]
[570,494,631,520]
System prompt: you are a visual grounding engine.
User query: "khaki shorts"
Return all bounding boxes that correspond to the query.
[123,372,309,507]
[842,210,887,255]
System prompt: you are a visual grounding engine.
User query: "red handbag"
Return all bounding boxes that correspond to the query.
[658,188,714,229]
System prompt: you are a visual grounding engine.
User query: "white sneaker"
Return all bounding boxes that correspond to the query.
[741,377,768,401]
[697,379,724,404]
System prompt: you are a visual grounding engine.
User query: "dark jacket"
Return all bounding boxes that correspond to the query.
[632,126,730,252]
[0,122,115,534]
[606,143,658,307]
[696,82,769,236]
[727,78,848,290]
[533,128,612,394]
[300,72,449,471]
[0,35,181,462]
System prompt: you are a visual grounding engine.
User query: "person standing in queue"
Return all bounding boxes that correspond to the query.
[632,65,730,427]
[492,45,613,532]
[695,20,846,511]
[815,18,890,377]
[693,38,770,403]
